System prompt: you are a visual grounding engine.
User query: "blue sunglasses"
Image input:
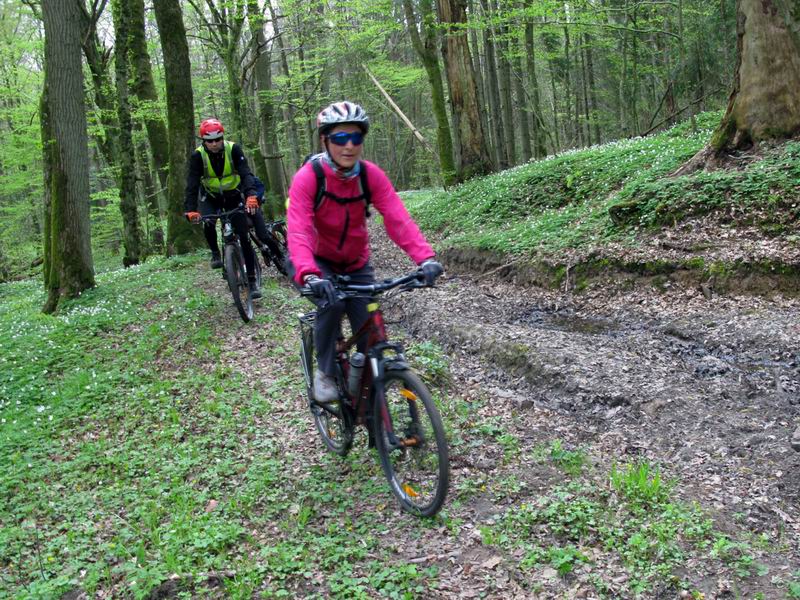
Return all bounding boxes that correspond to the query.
[327,131,365,146]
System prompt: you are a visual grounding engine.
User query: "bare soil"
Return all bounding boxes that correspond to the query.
[364,219,800,599]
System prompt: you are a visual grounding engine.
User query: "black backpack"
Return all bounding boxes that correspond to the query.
[303,156,372,216]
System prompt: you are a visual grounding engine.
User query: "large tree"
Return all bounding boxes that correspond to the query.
[153,0,204,255]
[40,0,95,313]
[710,0,800,151]
[403,0,456,186]
[436,0,493,180]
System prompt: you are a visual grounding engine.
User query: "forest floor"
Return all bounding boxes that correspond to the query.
[365,218,800,599]
[6,218,798,599]
[165,217,800,599]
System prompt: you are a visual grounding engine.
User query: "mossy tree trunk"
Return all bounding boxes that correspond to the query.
[41,0,95,314]
[111,0,143,267]
[129,0,170,230]
[437,0,494,181]
[478,0,505,169]
[403,0,457,186]
[153,0,204,255]
[711,0,800,151]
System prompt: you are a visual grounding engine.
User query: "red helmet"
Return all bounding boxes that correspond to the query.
[316,101,369,135]
[199,118,224,140]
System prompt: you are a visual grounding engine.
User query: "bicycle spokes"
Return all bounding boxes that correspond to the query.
[374,371,448,516]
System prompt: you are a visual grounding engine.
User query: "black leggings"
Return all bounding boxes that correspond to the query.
[200,192,268,278]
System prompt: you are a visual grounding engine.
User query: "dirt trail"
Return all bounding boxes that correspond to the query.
[366,222,800,592]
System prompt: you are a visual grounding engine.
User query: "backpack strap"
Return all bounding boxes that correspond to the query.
[358,163,371,217]
[310,158,372,216]
[310,158,326,210]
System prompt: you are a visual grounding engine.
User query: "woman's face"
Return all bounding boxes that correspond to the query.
[324,124,364,169]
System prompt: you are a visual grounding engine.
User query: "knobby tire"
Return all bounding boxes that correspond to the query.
[224,244,253,322]
[373,369,449,517]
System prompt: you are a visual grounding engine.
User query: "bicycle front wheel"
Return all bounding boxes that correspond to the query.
[373,369,449,517]
[300,316,353,456]
[224,244,253,322]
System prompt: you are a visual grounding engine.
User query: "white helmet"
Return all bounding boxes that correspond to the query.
[316,101,370,135]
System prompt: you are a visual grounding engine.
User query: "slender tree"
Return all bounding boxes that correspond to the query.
[129,0,170,217]
[111,0,143,266]
[41,0,95,313]
[247,0,286,215]
[153,0,204,254]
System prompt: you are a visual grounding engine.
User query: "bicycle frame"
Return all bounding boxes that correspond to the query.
[334,299,412,447]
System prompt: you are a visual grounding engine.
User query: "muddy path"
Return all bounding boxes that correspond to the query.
[365,224,800,592]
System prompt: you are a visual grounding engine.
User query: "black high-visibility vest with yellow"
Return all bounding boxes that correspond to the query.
[197,141,240,195]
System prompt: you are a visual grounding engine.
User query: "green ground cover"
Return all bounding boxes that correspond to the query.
[1,256,793,598]
[404,112,800,256]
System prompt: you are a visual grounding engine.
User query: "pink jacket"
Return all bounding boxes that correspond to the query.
[287,159,435,284]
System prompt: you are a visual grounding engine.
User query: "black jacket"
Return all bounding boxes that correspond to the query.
[184,142,257,212]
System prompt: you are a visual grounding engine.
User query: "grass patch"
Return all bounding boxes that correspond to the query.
[403,112,799,260]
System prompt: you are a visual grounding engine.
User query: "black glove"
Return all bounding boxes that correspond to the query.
[305,275,337,305]
[419,259,443,286]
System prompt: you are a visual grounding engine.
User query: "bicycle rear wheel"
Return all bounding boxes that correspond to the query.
[269,222,289,276]
[373,369,449,516]
[224,244,253,322]
[299,314,353,455]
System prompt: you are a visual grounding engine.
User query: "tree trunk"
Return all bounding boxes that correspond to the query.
[248,2,286,215]
[513,15,531,162]
[467,0,488,145]
[584,32,601,144]
[41,0,95,313]
[437,0,493,180]
[112,0,143,267]
[495,4,516,166]
[563,26,574,147]
[479,0,505,168]
[77,5,119,171]
[403,0,457,186]
[269,2,301,174]
[153,0,204,255]
[711,0,800,150]
[129,0,170,210]
[524,12,547,157]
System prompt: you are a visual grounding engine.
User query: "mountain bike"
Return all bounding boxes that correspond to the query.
[200,207,254,322]
[299,270,449,517]
[249,218,288,277]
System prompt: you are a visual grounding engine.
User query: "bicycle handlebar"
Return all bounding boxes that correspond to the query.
[300,269,430,300]
[198,205,246,222]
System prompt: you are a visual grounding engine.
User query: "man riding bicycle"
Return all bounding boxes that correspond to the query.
[184,118,270,299]
[286,101,443,403]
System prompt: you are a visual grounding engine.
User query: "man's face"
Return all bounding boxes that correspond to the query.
[324,124,364,169]
[204,137,224,153]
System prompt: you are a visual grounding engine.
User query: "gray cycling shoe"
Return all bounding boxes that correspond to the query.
[792,426,800,452]
[313,370,339,403]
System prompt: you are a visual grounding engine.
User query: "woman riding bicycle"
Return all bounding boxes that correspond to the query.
[286,101,443,403]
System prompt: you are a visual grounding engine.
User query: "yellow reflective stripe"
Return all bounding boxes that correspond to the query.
[399,389,417,401]
[367,302,379,312]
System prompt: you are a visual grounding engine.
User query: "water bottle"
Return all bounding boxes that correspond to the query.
[348,352,365,398]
